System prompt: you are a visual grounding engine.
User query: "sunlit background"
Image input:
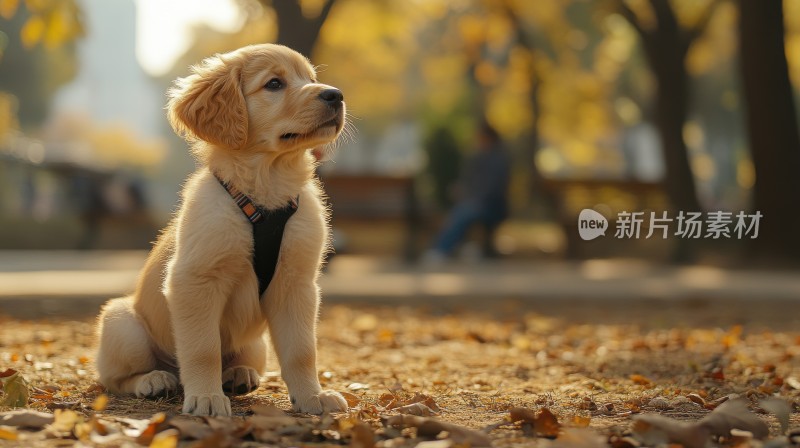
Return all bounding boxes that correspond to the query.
[1,0,799,264]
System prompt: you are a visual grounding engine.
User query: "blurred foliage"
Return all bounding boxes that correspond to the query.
[0,0,84,50]
[0,92,19,138]
[155,0,800,216]
[2,0,799,219]
[0,0,82,130]
[46,114,166,169]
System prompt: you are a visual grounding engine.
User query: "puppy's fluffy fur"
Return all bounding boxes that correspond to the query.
[95,44,348,416]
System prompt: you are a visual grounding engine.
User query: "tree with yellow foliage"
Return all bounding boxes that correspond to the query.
[0,0,83,129]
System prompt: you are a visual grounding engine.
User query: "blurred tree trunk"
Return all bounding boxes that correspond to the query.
[618,0,718,214]
[502,6,566,240]
[619,0,718,261]
[261,0,337,57]
[738,0,800,262]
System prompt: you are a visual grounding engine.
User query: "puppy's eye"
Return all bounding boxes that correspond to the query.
[264,78,283,91]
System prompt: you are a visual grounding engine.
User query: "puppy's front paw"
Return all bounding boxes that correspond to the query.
[134,370,178,398]
[292,390,348,414]
[182,393,231,417]
[222,366,260,395]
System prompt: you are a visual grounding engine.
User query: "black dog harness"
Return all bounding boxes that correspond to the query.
[216,176,298,297]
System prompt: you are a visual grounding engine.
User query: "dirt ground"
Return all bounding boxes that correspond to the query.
[1,298,799,447]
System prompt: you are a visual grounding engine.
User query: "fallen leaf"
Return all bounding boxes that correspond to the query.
[207,416,252,439]
[759,397,791,434]
[729,427,755,445]
[251,403,286,417]
[350,422,375,448]
[687,393,705,406]
[329,391,357,409]
[785,377,800,390]
[407,393,441,412]
[0,369,29,407]
[509,407,536,423]
[608,435,640,448]
[46,400,80,411]
[0,427,18,441]
[189,430,228,448]
[550,428,608,448]
[169,417,212,440]
[92,394,108,412]
[386,414,492,447]
[91,418,109,437]
[633,397,769,448]
[50,409,82,435]
[632,414,708,448]
[630,374,652,386]
[378,393,396,408]
[85,383,105,394]
[704,395,731,410]
[571,415,592,427]
[248,415,299,430]
[699,398,768,439]
[534,408,560,438]
[149,428,179,448]
[136,412,170,445]
[509,407,560,438]
[393,402,438,416]
[415,441,453,448]
[119,416,152,437]
[0,409,54,428]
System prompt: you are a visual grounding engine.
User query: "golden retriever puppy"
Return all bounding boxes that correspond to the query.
[95,44,348,416]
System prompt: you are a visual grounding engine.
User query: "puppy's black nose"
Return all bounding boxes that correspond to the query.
[319,88,343,108]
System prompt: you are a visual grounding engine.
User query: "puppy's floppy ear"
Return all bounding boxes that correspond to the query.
[167,54,247,149]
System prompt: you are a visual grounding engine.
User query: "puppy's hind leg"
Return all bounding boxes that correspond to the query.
[222,336,266,395]
[96,297,178,398]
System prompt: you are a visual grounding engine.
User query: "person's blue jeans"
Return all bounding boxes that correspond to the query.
[433,202,484,255]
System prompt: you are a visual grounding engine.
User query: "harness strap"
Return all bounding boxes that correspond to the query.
[215,175,298,297]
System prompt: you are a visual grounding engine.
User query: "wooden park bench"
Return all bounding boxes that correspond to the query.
[541,177,667,258]
[320,174,420,260]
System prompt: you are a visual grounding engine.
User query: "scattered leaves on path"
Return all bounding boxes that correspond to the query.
[0,303,799,447]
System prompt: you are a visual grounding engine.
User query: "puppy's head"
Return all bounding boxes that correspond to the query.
[167,44,345,152]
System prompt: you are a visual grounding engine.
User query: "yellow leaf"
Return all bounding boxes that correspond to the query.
[571,415,591,427]
[149,429,179,448]
[44,8,67,49]
[0,427,18,440]
[630,374,652,386]
[20,14,45,49]
[52,409,81,433]
[0,0,19,20]
[92,394,108,412]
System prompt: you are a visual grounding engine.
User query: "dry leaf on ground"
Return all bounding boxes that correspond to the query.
[509,407,561,438]
[0,368,29,407]
[633,398,769,448]
[759,397,791,434]
[0,409,54,428]
[385,414,492,447]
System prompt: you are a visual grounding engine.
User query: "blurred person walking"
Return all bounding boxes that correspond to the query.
[424,121,511,263]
